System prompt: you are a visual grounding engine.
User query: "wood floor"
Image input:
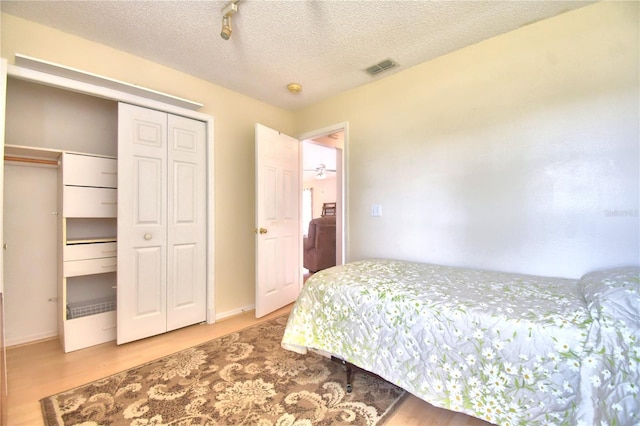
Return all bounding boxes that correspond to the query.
[6,305,489,426]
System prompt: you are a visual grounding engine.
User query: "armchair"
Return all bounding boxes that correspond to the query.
[303,216,336,273]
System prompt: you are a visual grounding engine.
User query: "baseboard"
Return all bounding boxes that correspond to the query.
[6,331,58,349]
[215,304,255,321]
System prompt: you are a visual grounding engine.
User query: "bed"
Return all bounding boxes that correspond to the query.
[281,259,640,425]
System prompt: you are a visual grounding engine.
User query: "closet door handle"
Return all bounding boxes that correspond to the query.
[101,202,117,205]
[144,234,152,240]
[101,171,117,175]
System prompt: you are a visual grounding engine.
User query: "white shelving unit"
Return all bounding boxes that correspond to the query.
[59,152,118,353]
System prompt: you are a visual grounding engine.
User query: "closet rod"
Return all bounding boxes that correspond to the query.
[4,155,59,166]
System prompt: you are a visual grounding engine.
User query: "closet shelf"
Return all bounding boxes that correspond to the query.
[4,144,61,165]
[66,237,117,245]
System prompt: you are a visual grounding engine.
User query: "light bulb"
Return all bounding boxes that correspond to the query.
[221,15,232,40]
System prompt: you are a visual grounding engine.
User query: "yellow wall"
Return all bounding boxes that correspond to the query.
[1,1,639,321]
[294,1,640,278]
[1,13,294,315]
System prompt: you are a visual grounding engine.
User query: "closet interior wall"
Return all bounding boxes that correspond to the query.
[3,78,117,347]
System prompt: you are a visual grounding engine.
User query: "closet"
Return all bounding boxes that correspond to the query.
[4,78,117,349]
[1,57,214,353]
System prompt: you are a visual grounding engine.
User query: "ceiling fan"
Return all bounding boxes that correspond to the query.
[304,164,336,179]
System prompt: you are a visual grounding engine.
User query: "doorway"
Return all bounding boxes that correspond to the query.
[299,125,346,278]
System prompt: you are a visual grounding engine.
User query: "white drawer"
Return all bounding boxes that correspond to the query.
[64,186,117,218]
[63,310,116,353]
[64,257,117,277]
[63,153,117,188]
[65,242,117,261]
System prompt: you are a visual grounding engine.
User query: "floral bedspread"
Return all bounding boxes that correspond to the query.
[282,259,640,426]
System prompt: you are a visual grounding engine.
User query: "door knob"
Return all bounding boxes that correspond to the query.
[144,233,152,240]
[255,227,268,234]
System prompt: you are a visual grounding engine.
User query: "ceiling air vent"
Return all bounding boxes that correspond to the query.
[364,58,399,77]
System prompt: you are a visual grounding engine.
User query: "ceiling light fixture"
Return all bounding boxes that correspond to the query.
[287,83,302,94]
[303,163,336,180]
[314,164,336,180]
[220,2,238,40]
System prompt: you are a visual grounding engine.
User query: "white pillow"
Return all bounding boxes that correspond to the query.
[579,266,640,326]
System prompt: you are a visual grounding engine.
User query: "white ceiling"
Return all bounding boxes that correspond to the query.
[0,1,594,111]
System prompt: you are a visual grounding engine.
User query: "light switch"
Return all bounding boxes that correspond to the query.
[371,204,383,217]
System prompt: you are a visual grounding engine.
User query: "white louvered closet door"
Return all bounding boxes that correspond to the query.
[117,103,206,345]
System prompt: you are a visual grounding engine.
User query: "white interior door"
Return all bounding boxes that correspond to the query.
[166,114,206,331]
[255,124,301,318]
[117,103,168,344]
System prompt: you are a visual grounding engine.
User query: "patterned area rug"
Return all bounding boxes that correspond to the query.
[41,315,406,425]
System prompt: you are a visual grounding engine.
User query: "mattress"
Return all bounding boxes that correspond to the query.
[282,259,640,425]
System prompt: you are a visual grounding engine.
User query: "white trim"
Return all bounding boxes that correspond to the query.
[298,122,349,266]
[297,122,349,145]
[6,331,58,348]
[14,54,203,111]
[0,59,6,399]
[0,58,6,295]
[8,64,211,122]
[206,118,216,325]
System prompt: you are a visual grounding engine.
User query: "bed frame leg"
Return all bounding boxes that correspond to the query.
[331,356,354,393]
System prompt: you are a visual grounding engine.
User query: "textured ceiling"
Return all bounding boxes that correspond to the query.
[1,1,594,111]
